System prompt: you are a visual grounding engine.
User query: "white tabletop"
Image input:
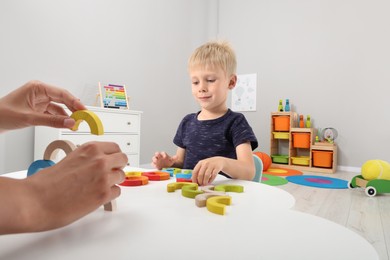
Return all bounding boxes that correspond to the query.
[0,168,378,260]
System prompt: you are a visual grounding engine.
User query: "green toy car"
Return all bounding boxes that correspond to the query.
[349,174,390,197]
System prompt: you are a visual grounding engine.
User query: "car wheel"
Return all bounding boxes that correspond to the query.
[365,186,377,197]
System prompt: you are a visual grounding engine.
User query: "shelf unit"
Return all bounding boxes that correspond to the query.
[270,112,337,173]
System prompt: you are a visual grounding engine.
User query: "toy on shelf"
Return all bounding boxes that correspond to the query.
[322,127,338,144]
[305,115,311,128]
[299,115,304,128]
[284,99,290,112]
[278,100,284,112]
[270,107,337,173]
[349,160,390,197]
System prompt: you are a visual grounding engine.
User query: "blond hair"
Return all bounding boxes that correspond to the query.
[188,40,237,76]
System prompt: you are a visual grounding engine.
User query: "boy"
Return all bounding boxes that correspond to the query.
[152,41,258,186]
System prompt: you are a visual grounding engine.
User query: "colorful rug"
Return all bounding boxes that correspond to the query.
[263,167,303,177]
[261,174,288,186]
[286,175,348,189]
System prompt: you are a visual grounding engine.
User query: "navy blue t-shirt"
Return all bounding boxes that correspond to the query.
[173,109,258,172]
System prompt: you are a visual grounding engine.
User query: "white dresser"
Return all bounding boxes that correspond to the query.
[34,106,142,167]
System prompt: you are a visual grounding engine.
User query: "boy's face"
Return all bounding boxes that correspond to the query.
[189,65,236,113]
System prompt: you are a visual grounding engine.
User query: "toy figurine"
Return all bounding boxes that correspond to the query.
[284,99,290,112]
[306,115,311,128]
[299,115,304,128]
[278,100,283,112]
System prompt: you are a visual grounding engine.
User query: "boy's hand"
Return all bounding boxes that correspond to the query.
[151,152,176,170]
[192,157,224,186]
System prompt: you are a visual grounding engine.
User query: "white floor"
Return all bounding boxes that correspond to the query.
[276,170,390,260]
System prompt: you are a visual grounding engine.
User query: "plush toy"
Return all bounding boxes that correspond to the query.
[361,159,390,181]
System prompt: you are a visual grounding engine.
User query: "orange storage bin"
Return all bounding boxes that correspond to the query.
[312,150,333,168]
[292,133,310,148]
[273,116,290,131]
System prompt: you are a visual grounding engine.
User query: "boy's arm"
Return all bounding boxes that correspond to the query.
[192,142,255,186]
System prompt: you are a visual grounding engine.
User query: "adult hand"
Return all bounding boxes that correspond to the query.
[2,141,127,234]
[0,80,86,132]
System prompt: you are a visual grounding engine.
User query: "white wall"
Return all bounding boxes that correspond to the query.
[0,0,214,173]
[218,0,390,168]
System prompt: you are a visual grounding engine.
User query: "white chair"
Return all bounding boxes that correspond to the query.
[252,154,263,183]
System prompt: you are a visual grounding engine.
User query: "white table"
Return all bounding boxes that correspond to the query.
[0,168,378,260]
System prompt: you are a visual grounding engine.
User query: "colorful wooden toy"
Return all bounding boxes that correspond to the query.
[125,171,142,176]
[175,173,192,179]
[181,184,204,199]
[176,178,192,183]
[306,115,311,128]
[119,175,148,186]
[299,115,304,128]
[278,99,283,112]
[43,140,76,160]
[175,172,192,182]
[214,185,244,193]
[206,196,232,215]
[167,182,197,192]
[27,159,55,177]
[284,99,290,112]
[195,192,227,207]
[70,110,104,135]
[103,200,117,211]
[142,171,170,181]
[349,160,390,197]
[167,183,243,215]
[162,168,192,177]
[200,185,220,193]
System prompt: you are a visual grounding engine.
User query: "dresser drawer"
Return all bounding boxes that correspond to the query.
[61,134,139,154]
[126,154,140,167]
[63,109,140,134]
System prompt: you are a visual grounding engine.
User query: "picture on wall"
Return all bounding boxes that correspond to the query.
[231,73,257,112]
[98,83,129,109]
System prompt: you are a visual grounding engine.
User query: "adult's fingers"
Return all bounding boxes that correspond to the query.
[105,151,129,170]
[108,168,126,186]
[39,82,86,112]
[29,113,73,128]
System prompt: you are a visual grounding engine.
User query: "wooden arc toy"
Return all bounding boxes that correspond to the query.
[27,159,55,177]
[120,175,149,186]
[167,182,198,193]
[214,184,244,193]
[195,192,227,207]
[142,171,170,181]
[70,110,104,135]
[206,196,232,215]
[181,184,204,199]
[43,140,77,160]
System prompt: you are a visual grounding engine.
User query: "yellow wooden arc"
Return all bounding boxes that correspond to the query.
[70,110,104,135]
[167,182,198,192]
[206,196,232,215]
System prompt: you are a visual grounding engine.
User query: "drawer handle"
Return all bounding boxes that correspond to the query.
[127,122,131,125]
[127,142,131,146]
[127,162,130,166]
